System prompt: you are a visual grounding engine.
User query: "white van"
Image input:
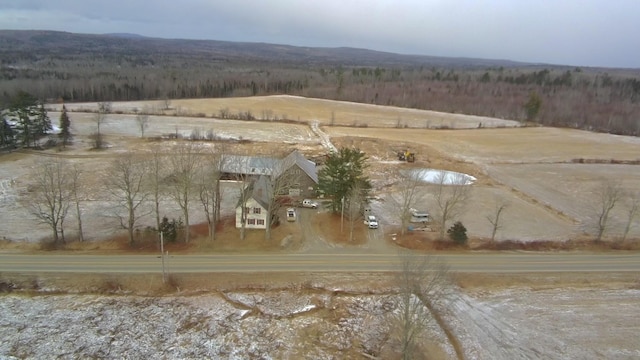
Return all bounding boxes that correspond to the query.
[410,208,430,223]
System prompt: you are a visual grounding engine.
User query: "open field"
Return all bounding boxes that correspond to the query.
[50,95,521,129]
[326,126,640,163]
[1,272,638,359]
[2,95,640,359]
[325,126,640,241]
[3,95,640,244]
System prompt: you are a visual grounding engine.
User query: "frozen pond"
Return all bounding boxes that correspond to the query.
[405,168,476,185]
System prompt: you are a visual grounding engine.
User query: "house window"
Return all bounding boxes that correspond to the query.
[253,207,261,214]
[257,219,265,226]
[247,219,256,225]
[244,207,250,214]
[289,188,301,196]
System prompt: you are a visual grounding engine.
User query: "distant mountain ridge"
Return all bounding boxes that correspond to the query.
[0,29,528,68]
[103,33,149,39]
[0,30,638,137]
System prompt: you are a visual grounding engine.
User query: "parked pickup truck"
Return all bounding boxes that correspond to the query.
[301,199,319,209]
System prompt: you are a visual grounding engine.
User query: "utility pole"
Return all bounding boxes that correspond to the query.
[160,231,166,284]
[341,197,345,233]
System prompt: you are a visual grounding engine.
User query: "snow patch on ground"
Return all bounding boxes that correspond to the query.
[310,121,337,152]
[1,286,638,358]
[0,292,394,359]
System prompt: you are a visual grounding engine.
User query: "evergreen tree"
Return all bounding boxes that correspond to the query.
[524,91,542,122]
[8,91,38,147]
[447,221,468,245]
[318,147,371,212]
[36,103,52,137]
[159,217,176,242]
[0,115,16,149]
[58,105,72,147]
[5,91,48,147]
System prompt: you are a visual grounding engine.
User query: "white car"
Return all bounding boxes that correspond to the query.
[364,215,379,229]
[286,208,296,221]
[301,199,319,209]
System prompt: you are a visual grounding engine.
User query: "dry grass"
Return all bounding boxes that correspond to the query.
[165,95,514,129]
[17,214,304,254]
[472,238,640,251]
[391,231,469,251]
[3,268,637,297]
[327,126,640,163]
[188,216,303,253]
[389,230,640,252]
[0,271,399,296]
[312,212,368,246]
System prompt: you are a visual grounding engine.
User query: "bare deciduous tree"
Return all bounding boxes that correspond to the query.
[346,181,365,243]
[92,112,107,149]
[391,253,454,359]
[391,169,427,235]
[433,173,470,240]
[135,113,150,138]
[91,101,112,149]
[261,109,274,120]
[97,101,112,114]
[146,148,166,236]
[621,191,639,242]
[218,107,230,119]
[71,163,85,242]
[197,147,225,241]
[107,154,150,245]
[486,200,509,242]
[263,155,300,241]
[28,159,72,244]
[162,97,171,111]
[168,142,202,243]
[592,180,622,241]
[190,127,202,140]
[232,157,254,241]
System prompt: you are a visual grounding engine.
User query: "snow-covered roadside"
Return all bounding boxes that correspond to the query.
[2,285,638,359]
[0,292,395,359]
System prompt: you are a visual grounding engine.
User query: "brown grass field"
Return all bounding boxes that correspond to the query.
[3,95,640,245]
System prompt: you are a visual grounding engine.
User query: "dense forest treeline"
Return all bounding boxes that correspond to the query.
[1,30,639,135]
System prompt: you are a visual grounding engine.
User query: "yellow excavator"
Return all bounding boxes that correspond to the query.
[397,150,415,162]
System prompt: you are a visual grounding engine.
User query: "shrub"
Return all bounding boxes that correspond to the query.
[447,221,468,245]
[159,216,184,242]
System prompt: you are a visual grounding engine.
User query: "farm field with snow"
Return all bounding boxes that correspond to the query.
[2,95,640,358]
[3,95,640,242]
[1,273,638,359]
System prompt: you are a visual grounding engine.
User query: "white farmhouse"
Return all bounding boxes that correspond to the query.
[235,175,270,229]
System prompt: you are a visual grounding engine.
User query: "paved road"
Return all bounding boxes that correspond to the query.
[0,253,638,273]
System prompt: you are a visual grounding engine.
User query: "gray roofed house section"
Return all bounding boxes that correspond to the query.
[273,150,319,183]
[221,155,280,176]
[237,174,271,209]
[223,150,318,183]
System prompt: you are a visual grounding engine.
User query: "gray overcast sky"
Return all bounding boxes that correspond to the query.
[0,0,638,68]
